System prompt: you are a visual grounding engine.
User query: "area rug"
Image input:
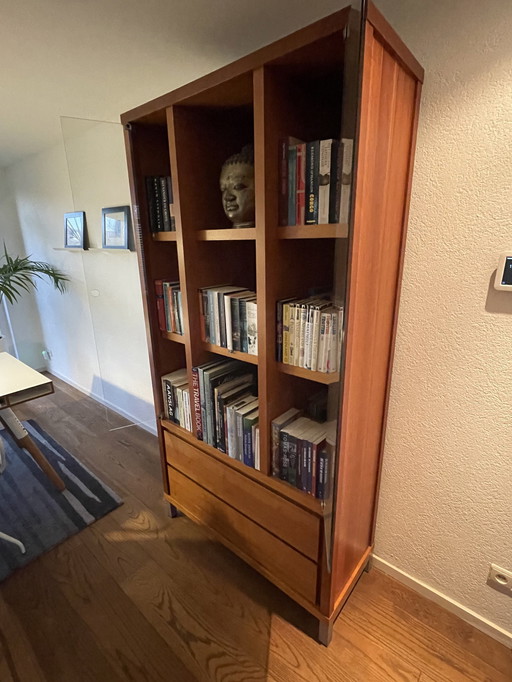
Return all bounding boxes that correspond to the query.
[0,419,122,581]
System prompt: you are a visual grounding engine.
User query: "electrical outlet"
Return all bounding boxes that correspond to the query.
[42,349,52,361]
[487,564,512,597]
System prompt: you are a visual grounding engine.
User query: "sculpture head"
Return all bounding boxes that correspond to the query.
[220,145,255,228]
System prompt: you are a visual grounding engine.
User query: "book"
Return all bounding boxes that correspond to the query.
[146,176,164,232]
[305,141,320,224]
[254,424,260,471]
[202,361,243,445]
[191,367,202,438]
[287,144,297,226]
[234,397,259,462]
[242,408,259,467]
[220,383,255,455]
[279,416,310,485]
[161,368,188,421]
[154,280,167,332]
[214,374,254,452]
[318,139,334,225]
[279,136,302,226]
[240,296,256,353]
[217,286,246,348]
[226,393,255,459]
[271,407,302,477]
[228,291,254,351]
[246,299,258,355]
[296,142,306,225]
[331,138,354,224]
[159,176,172,231]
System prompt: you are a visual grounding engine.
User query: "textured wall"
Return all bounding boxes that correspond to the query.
[374,0,512,635]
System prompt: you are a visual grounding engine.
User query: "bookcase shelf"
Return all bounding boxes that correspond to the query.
[152,232,177,241]
[122,1,423,646]
[277,364,340,385]
[162,331,185,344]
[201,342,258,365]
[197,228,256,241]
[279,224,348,239]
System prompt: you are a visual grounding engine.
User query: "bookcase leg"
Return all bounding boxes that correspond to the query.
[168,503,181,518]
[364,555,373,573]
[318,619,333,647]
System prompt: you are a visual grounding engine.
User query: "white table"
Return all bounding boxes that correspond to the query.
[0,352,66,553]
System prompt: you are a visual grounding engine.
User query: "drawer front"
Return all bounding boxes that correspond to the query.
[164,431,320,561]
[169,467,318,603]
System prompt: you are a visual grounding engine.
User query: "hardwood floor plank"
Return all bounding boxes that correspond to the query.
[0,593,47,682]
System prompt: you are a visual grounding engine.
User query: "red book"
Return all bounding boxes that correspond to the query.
[296,142,306,225]
[154,279,166,331]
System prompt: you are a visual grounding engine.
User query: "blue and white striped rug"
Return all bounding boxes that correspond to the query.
[0,419,122,581]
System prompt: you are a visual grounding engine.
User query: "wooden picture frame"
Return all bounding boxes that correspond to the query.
[102,206,131,250]
[64,211,87,249]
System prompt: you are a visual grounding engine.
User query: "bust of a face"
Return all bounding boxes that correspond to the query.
[220,151,255,228]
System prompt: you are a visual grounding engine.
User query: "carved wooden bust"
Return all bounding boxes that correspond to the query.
[220,145,255,228]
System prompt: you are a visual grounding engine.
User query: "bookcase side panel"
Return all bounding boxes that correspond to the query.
[330,23,421,609]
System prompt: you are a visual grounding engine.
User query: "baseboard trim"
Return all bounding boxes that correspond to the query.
[372,555,512,648]
[48,369,157,436]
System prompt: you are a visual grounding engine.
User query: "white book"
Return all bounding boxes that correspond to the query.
[318,311,331,373]
[337,306,344,363]
[226,394,255,459]
[318,139,334,224]
[298,302,308,368]
[246,300,258,355]
[329,311,338,373]
[254,424,260,471]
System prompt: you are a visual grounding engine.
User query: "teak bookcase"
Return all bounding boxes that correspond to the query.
[121,1,423,645]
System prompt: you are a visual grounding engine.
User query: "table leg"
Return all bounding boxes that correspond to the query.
[0,408,66,492]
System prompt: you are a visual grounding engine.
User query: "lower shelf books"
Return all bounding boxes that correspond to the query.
[199,285,257,355]
[277,295,343,373]
[155,280,184,334]
[271,409,336,499]
[161,368,192,431]
[191,359,260,469]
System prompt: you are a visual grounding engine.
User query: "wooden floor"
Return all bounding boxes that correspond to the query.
[0,377,510,682]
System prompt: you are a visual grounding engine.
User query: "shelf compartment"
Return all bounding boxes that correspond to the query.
[279,224,348,239]
[162,331,186,344]
[152,232,177,242]
[164,430,320,560]
[197,228,256,241]
[202,342,258,365]
[278,363,339,385]
[161,419,322,515]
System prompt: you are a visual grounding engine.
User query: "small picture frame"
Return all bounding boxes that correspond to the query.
[102,206,131,249]
[64,211,87,249]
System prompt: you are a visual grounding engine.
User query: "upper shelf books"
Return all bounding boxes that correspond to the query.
[200,285,258,355]
[146,174,176,232]
[279,137,353,227]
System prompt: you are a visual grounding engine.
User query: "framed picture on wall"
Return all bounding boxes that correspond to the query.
[102,206,131,249]
[64,211,87,249]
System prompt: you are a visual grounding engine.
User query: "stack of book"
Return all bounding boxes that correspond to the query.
[146,175,176,232]
[161,368,192,431]
[191,360,259,468]
[271,408,336,499]
[279,137,353,226]
[276,296,343,373]
[199,285,258,355]
[155,280,183,334]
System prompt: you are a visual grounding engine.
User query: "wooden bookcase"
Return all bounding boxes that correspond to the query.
[121,1,423,645]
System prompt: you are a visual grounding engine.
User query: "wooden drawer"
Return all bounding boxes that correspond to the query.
[164,430,320,561]
[168,467,318,603]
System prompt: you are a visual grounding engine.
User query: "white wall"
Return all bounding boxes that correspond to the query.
[7,130,154,430]
[374,0,512,640]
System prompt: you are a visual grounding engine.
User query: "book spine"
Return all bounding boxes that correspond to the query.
[177,290,183,334]
[159,176,172,231]
[330,310,338,373]
[216,395,228,453]
[311,441,318,497]
[282,303,292,365]
[305,141,320,224]
[293,303,302,366]
[287,434,298,487]
[153,176,164,231]
[243,417,255,468]
[271,421,280,477]
[213,290,221,347]
[199,290,207,342]
[162,282,171,332]
[279,430,290,481]
[235,411,244,462]
[325,313,333,373]
[287,303,296,365]
[154,280,166,332]
[225,295,234,351]
[337,307,344,362]
[162,379,173,420]
[317,313,327,373]
[176,386,184,427]
[296,143,306,225]
[316,449,329,500]
[276,300,284,362]
[145,177,160,232]
[311,308,321,371]
[318,139,333,224]
[246,301,258,355]
[278,139,288,227]
[298,303,308,368]
[254,424,260,471]
[207,289,217,345]
[218,291,227,348]
[231,297,241,351]
[199,367,208,443]
[287,145,297,226]
[205,376,215,447]
[226,405,237,458]
[240,299,249,353]
[340,138,354,224]
[328,141,340,223]
[306,440,312,494]
[296,438,303,490]
[191,367,202,440]
[183,389,191,431]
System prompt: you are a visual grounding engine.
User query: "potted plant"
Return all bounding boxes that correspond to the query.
[0,245,68,352]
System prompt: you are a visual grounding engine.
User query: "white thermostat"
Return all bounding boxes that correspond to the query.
[494,253,512,291]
